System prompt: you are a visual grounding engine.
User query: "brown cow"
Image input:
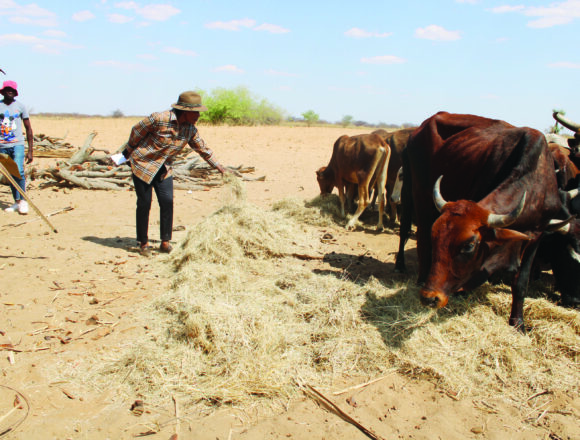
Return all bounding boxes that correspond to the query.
[396,111,568,331]
[316,133,390,231]
[372,127,415,223]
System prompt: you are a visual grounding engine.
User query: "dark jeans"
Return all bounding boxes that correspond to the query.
[132,166,173,246]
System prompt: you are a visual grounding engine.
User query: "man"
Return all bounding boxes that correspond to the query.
[121,91,227,256]
[0,80,34,214]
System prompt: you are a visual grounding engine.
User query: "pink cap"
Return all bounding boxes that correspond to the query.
[1,80,18,96]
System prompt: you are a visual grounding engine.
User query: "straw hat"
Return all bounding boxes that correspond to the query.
[171,91,207,112]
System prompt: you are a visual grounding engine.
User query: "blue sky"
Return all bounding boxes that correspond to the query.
[1,0,579,132]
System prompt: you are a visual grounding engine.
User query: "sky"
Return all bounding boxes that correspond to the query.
[1,0,579,133]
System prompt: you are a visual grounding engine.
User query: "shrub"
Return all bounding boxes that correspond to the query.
[198,87,284,125]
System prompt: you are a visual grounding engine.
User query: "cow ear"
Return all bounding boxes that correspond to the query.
[493,228,530,244]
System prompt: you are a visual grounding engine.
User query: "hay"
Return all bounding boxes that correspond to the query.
[61,178,579,417]
[90,178,394,413]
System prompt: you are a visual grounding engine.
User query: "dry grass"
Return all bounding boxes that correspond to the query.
[64,178,579,416]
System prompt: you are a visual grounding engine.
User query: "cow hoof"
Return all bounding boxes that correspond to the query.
[377,225,384,233]
[345,223,356,231]
[509,317,526,334]
[394,264,406,273]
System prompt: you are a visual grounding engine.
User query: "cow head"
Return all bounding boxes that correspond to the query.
[316,166,334,194]
[391,167,404,205]
[420,176,530,308]
[553,112,580,155]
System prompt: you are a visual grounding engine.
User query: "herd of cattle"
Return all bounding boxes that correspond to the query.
[316,111,580,331]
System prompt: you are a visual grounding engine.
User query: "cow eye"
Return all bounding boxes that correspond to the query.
[460,239,477,255]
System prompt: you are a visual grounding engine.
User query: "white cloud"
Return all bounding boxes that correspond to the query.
[265,69,297,77]
[548,61,580,69]
[415,24,461,41]
[213,64,244,73]
[0,33,81,54]
[361,55,406,64]
[72,10,95,22]
[491,5,525,13]
[92,60,155,72]
[43,29,66,37]
[164,46,197,57]
[254,23,289,34]
[0,2,58,27]
[205,18,288,33]
[137,4,180,21]
[491,1,580,28]
[345,27,392,38]
[115,1,138,9]
[205,18,255,31]
[108,13,133,24]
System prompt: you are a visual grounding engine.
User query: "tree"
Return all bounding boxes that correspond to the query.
[302,110,319,127]
[111,109,124,118]
[550,108,565,134]
[341,115,353,127]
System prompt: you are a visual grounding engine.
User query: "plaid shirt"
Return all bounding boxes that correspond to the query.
[126,110,222,184]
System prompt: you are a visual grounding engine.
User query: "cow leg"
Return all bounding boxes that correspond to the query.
[395,156,412,273]
[337,184,347,218]
[346,184,370,230]
[375,147,390,232]
[345,182,357,214]
[509,239,541,332]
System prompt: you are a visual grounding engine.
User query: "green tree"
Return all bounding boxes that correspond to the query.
[302,110,319,127]
[550,108,565,134]
[341,115,353,127]
[111,109,124,118]
[198,86,284,125]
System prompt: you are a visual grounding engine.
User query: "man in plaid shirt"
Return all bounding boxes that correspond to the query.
[122,91,227,256]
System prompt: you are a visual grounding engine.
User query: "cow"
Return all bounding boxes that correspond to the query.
[394,111,569,331]
[534,143,580,306]
[552,112,580,168]
[316,133,390,231]
[372,127,415,224]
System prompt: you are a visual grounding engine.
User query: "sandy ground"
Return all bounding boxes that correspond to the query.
[0,117,578,439]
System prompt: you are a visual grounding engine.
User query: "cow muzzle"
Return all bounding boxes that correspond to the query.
[419,288,449,309]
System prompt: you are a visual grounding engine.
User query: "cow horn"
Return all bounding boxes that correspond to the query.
[569,188,579,199]
[433,175,447,212]
[553,112,580,132]
[548,217,573,234]
[487,193,527,228]
[568,245,580,264]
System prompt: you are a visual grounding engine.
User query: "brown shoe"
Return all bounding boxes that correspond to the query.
[139,244,153,257]
[159,242,173,253]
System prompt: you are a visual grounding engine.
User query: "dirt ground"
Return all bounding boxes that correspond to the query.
[0,117,578,439]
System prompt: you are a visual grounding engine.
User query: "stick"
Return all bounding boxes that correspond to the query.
[172,395,180,439]
[332,372,395,396]
[0,161,58,233]
[303,384,387,440]
[3,206,73,229]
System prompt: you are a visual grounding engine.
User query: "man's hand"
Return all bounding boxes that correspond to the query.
[25,150,33,164]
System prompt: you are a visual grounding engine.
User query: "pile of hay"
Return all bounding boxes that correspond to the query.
[78,178,579,415]
[94,177,395,412]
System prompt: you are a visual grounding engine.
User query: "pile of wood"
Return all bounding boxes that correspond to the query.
[27,132,264,191]
[33,132,77,158]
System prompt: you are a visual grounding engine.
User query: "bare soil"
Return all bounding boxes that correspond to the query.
[0,117,578,440]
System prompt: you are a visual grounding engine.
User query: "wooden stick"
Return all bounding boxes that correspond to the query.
[332,372,395,396]
[303,384,387,440]
[3,206,73,229]
[172,395,180,439]
[0,161,58,233]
